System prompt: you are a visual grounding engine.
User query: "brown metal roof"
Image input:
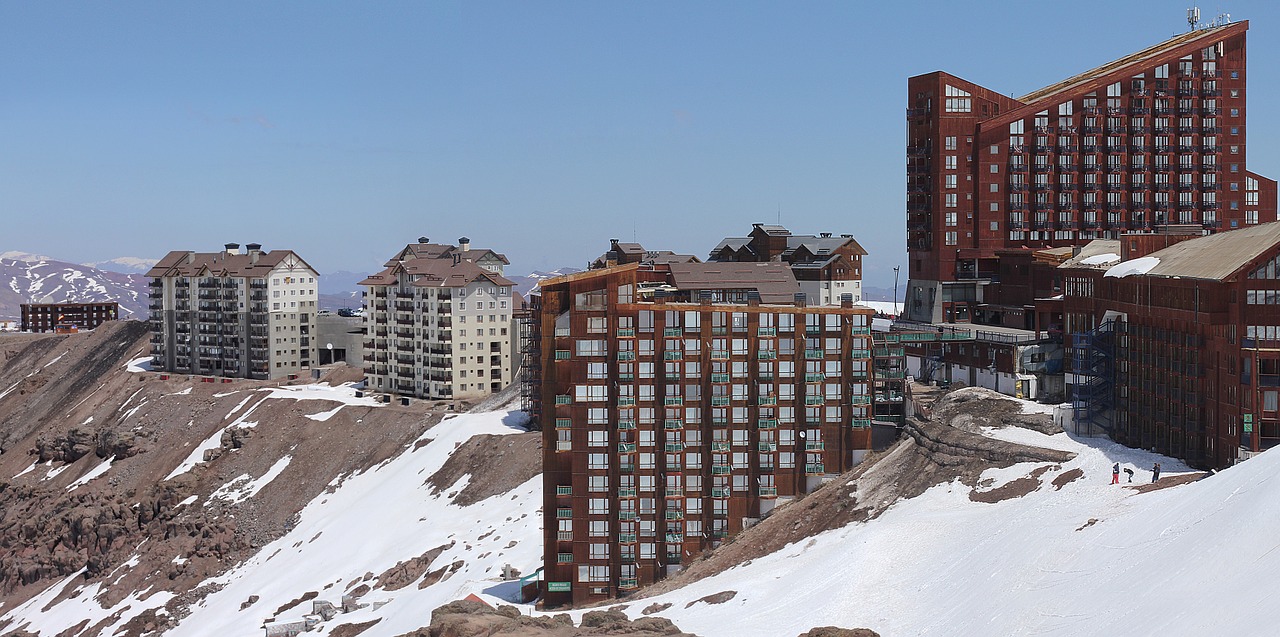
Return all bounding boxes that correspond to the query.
[1140,222,1280,281]
[666,262,801,304]
[146,250,307,278]
[360,257,514,288]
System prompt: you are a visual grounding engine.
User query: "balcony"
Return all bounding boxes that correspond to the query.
[711,465,732,475]
[759,487,778,498]
[758,396,777,406]
[804,464,826,476]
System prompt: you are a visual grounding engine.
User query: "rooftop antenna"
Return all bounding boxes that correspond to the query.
[1187,6,1201,31]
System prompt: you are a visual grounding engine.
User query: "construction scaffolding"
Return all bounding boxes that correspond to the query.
[1070,319,1116,437]
[518,294,542,429]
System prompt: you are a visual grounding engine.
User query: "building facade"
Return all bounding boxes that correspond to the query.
[20,302,119,333]
[906,21,1278,324]
[147,244,319,380]
[533,262,875,606]
[1061,222,1280,468]
[360,237,517,401]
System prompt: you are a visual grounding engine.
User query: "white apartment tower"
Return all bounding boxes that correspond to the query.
[361,237,516,400]
[147,243,320,380]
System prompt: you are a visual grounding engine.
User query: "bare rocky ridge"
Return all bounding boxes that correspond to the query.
[401,600,698,637]
[0,322,472,636]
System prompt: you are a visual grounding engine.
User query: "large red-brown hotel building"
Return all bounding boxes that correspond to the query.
[905,20,1276,325]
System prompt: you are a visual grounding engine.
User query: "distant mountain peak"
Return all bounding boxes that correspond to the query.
[85,256,160,274]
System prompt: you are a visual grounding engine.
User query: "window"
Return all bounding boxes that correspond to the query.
[945,231,958,246]
[944,85,971,113]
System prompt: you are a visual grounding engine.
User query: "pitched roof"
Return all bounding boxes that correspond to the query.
[1017,23,1242,105]
[1057,240,1123,270]
[783,235,868,258]
[1135,222,1280,281]
[666,262,801,305]
[387,243,510,267]
[146,250,308,278]
[360,257,515,288]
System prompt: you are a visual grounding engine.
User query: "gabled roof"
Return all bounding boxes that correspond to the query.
[146,250,310,278]
[783,235,868,258]
[360,257,515,288]
[385,243,511,267]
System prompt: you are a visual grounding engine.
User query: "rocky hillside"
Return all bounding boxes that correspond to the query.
[0,323,483,635]
[0,257,148,321]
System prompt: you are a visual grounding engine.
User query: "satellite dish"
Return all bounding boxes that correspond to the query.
[327,343,333,350]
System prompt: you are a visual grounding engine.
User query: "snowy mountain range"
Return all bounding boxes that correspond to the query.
[0,256,149,320]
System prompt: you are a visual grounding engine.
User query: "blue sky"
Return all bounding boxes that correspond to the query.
[3,1,1277,289]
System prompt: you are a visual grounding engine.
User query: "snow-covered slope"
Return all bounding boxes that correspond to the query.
[580,425,1272,637]
[0,256,147,319]
[1,408,543,637]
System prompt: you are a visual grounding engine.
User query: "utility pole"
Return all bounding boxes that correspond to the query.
[893,265,901,318]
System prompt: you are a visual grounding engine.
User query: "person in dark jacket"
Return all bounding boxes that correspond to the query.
[1152,462,1162,483]
[1124,467,1134,482]
[1112,463,1120,484]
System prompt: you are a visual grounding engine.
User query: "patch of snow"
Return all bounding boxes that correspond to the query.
[1105,256,1160,278]
[165,396,267,480]
[168,387,192,396]
[1081,252,1122,265]
[67,456,115,491]
[81,416,94,425]
[207,455,293,506]
[176,495,198,507]
[124,356,152,372]
[13,462,37,479]
[45,463,71,480]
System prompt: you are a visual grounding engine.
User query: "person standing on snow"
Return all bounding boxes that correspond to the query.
[1124,467,1134,482]
[1112,463,1120,484]
[1152,462,1162,483]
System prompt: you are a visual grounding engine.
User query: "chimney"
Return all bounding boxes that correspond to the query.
[224,243,241,255]
[453,253,461,265]
[458,237,471,252]
[418,236,429,244]
[186,251,196,265]
[794,292,807,308]
[820,232,832,238]
[605,251,619,267]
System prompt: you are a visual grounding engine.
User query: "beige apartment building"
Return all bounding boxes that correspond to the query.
[361,237,517,400]
[147,243,319,380]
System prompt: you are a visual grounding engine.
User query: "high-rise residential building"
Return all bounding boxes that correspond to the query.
[708,223,867,306]
[532,262,875,606]
[905,20,1278,324]
[20,302,119,333]
[360,237,516,401]
[147,243,319,380]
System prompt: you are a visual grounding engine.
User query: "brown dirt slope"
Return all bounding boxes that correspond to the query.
[0,322,458,636]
